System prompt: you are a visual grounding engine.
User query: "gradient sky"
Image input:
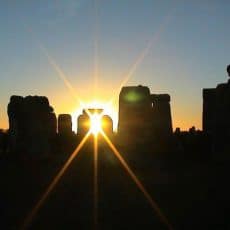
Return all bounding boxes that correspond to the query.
[0,0,230,131]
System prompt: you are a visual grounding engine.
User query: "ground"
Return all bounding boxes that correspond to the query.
[0,140,229,229]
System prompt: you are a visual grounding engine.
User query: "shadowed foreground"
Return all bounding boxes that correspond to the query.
[0,137,229,230]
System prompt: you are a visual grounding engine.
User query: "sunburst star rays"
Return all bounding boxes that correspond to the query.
[22,132,91,229]
[100,131,173,230]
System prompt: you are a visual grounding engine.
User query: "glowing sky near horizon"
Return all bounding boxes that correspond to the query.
[0,0,230,131]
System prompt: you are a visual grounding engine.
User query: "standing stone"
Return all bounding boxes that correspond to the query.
[202,88,216,134]
[7,95,56,155]
[118,85,173,144]
[102,115,113,135]
[58,114,72,135]
[151,94,173,138]
[202,65,230,155]
[118,85,152,139]
[77,110,90,135]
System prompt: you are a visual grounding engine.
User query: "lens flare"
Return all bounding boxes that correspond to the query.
[89,113,102,135]
[108,6,177,105]
[22,132,91,229]
[93,134,98,229]
[100,131,173,230]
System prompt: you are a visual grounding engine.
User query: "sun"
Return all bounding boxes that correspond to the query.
[71,100,118,133]
[89,113,102,135]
